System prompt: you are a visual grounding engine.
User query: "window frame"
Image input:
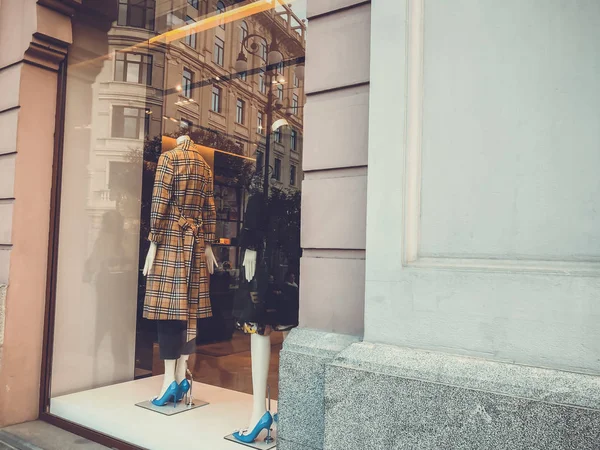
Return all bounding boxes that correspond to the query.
[274,157,282,182]
[290,128,298,151]
[214,36,225,66]
[117,0,155,31]
[258,71,266,94]
[112,105,149,140]
[211,85,222,113]
[257,111,264,134]
[236,98,245,124]
[184,16,197,49]
[182,67,194,99]
[114,51,153,85]
[217,1,226,29]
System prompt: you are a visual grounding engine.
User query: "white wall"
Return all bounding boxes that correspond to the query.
[365,0,600,373]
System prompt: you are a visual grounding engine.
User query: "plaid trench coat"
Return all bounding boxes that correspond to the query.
[143,141,217,343]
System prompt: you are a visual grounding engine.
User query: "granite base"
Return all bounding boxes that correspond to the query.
[324,342,600,450]
[277,329,361,450]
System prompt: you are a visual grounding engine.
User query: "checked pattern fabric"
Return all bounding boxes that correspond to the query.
[143,140,217,343]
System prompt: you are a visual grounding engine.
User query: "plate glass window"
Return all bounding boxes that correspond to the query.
[217,1,226,29]
[257,112,264,134]
[290,129,297,151]
[274,157,282,181]
[214,37,225,66]
[185,16,197,49]
[182,68,193,98]
[112,106,149,139]
[115,52,152,85]
[117,0,155,30]
[236,99,245,124]
[211,85,222,113]
[258,71,266,94]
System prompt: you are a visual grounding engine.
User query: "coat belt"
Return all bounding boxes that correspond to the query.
[177,214,204,238]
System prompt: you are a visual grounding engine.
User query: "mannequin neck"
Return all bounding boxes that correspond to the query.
[177,135,191,145]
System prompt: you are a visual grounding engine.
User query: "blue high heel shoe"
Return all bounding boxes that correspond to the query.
[233,411,273,443]
[176,379,190,403]
[151,381,178,408]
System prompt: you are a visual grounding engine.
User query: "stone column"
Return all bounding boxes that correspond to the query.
[277,1,372,449]
[0,0,79,427]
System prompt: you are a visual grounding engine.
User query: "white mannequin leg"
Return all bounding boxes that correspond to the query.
[158,359,176,398]
[175,354,190,384]
[242,333,271,435]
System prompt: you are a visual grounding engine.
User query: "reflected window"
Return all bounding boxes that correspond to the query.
[188,0,199,8]
[214,37,225,66]
[274,157,282,181]
[115,52,152,85]
[217,1,226,29]
[274,127,282,143]
[117,0,155,31]
[292,94,299,115]
[260,41,267,61]
[293,71,300,88]
[277,84,283,100]
[239,21,248,45]
[211,85,222,113]
[257,112,264,134]
[182,68,193,98]
[290,129,297,151]
[185,16,197,49]
[290,164,297,186]
[112,106,148,139]
[180,118,193,130]
[258,71,266,94]
[256,150,264,171]
[236,99,245,124]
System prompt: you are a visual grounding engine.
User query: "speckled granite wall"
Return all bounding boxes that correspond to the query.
[322,342,600,450]
[278,329,361,450]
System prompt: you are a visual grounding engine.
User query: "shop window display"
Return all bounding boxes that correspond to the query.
[48,1,306,448]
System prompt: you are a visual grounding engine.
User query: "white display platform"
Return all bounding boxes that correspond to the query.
[50,376,277,450]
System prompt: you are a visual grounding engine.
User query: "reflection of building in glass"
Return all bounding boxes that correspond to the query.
[87,0,305,246]
[85,0,305,272]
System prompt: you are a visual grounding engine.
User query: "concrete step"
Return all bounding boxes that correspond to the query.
[0,421,109,450]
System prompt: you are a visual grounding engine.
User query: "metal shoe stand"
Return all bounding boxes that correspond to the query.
[223,385,277,449]
[135,368,209,416]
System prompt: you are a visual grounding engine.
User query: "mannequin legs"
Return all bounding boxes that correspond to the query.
[158,359,177,398]
[242,333,271,435]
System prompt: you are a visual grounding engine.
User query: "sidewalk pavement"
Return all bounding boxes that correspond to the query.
[0,421,109,450]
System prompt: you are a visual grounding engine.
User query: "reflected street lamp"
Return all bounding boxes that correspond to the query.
[235,30,305,205]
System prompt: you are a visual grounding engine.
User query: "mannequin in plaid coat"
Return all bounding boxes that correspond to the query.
[142,137,217,400]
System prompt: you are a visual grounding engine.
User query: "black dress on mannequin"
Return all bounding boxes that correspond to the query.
[233,193,299,335]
